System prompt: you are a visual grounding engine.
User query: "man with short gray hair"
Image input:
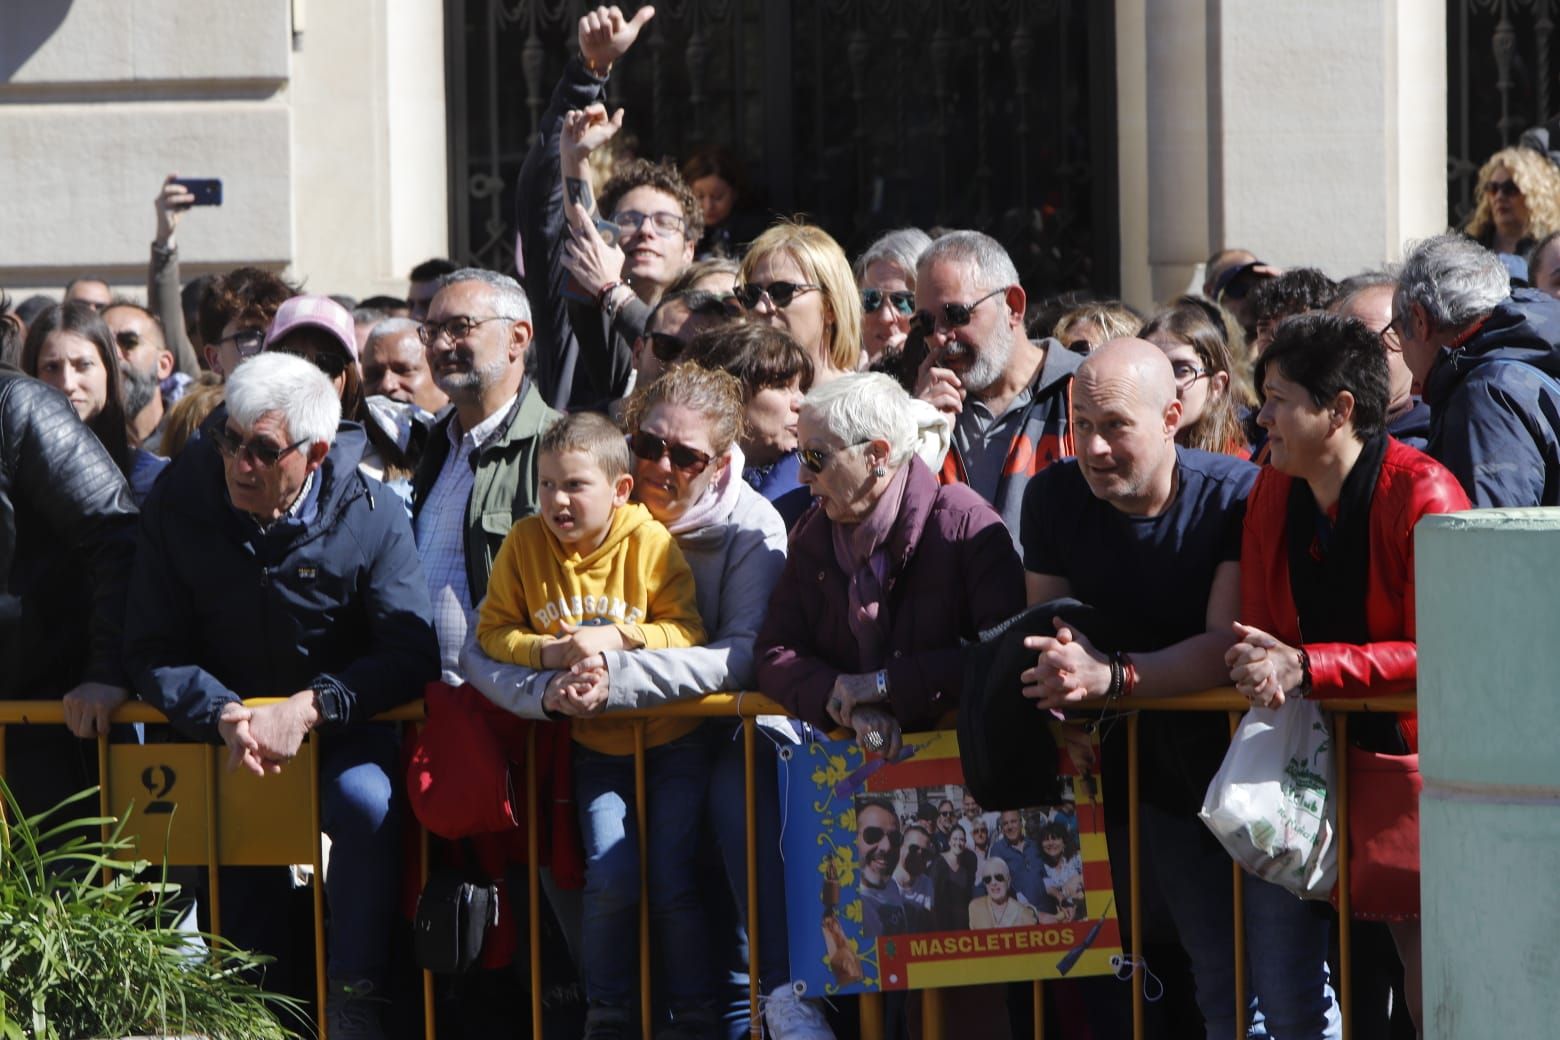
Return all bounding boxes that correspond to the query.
[125,352,439,1034]
[913,230,1081,543]
[412,268,558,684]
[1393,232,1560,506]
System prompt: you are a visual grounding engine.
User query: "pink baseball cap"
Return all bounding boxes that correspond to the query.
[264,294,358,362]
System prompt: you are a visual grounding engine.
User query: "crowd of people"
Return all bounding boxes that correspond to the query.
[4,5,1560,1040]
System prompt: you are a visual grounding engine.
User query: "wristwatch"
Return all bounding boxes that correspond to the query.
[311,674,350,726]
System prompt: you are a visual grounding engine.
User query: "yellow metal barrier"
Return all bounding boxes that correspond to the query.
[0,690,1413,1040]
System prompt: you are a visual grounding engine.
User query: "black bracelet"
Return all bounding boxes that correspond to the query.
[1295,648,1313,699]
[1105,653,1124,702]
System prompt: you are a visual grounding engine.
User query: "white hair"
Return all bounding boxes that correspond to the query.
[916,230,1021,292]
[801,372,920,468]
[1394,233,1511,332]
[225,352,341,447]
[854,227,935,287]
[364,316,422,353]
[435,267,532,324]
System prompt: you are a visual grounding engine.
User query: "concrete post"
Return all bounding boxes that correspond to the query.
[1416,509,1560,1038]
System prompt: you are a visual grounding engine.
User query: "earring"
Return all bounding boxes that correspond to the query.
[873,465,887,478]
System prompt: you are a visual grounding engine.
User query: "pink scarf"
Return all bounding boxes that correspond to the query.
[830,463,910,670]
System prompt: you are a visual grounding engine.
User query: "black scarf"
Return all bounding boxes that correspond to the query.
[1285,433,1405,752]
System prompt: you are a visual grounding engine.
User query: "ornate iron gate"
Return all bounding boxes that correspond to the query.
[1448,0,1560,225]
[443,0,1118,297]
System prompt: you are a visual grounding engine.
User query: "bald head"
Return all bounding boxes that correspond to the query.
[1076,338,1179,412]
[1071,338,1182,515]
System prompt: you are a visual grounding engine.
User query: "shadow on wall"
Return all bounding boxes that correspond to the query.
[0,3,74,82]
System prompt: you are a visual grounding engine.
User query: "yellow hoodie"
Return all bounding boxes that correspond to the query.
[477,502,705,754]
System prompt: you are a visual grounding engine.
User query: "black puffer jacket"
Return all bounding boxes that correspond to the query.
[0,365,138,697]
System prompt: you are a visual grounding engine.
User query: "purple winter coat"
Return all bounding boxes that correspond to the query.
[755,456,1024,731]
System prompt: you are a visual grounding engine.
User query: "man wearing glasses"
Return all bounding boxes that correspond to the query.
[1331,275,1430,448]
[195,266,298,379]
[515,4,701,411]
[125,352,439,1035]
[103,302,177,452]
[855,798,910,941]
[913,231,1082,547]
[63,274,113,312]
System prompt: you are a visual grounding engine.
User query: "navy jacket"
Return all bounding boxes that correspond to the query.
[1425,288,1560,507]
[125,424,439,742]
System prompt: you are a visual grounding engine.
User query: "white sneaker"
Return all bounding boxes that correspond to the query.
[762,984,834,1040]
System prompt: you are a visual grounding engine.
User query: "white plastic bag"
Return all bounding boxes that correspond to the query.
[1198,699,1337,900]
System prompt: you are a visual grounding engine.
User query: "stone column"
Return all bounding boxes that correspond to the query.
[1416,509,1560,1038]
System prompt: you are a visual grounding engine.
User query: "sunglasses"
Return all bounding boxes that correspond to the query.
[211,425,309,467]
[646,332,685,364]
[216,328,266,359]
[273,346,348,379]
[861,288,915,316]
[1485,179,1522,199]
[798,438,872,475]
[911,287,1006,336]
[859,826,904,847]
[981,872,1010,885]
[628,430,713,475]
[114,330,144,352]
[938,809,956,818]
[733,281,820,310]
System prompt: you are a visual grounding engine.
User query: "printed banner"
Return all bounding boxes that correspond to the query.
[778,728,1119,995]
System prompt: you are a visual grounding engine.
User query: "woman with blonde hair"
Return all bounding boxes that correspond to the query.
[1461,145,1560,257]
[738,221,864,385]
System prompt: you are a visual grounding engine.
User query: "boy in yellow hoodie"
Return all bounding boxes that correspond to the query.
[475,411,714,1037]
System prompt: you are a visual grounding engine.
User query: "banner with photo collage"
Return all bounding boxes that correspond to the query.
[777,728,1119,995]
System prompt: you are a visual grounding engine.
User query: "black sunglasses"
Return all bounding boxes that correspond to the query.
[273,346,347,380]
[860,826,903,847]
[861,288,915,316]
[798,438,872,475]
[911,287,1006,336]
[1485,179,1522,199]
[981,872,1010,884]
[211,426,309,467]
[114,330,143,352]
[733,281,820,310]
[647,332,685,364]
[628,430,712,475]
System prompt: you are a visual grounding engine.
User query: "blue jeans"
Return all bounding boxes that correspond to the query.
[575,730,714,1009]
[214,723,401,988]
[1139,801,1340,1039]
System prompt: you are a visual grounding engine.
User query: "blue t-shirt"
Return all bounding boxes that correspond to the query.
[1019,446,1257,815]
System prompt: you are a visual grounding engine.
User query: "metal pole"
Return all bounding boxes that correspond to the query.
[310,735,327,1040]
[528,725,544,1040]
[635,720,650,1040]
[1129,714,1144,1040]
[743,718,761,1037]
[1335,713,1353,1036]
[1230,711,1247,1039]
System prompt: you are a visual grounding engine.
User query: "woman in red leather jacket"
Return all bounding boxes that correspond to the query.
[1226,312,1469,1037]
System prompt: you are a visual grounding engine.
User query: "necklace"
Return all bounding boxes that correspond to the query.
[990,897,1020,927]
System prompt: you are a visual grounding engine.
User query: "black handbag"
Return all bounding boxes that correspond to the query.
[413,867,500,974]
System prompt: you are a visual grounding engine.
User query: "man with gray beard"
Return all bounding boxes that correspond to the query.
[103,302,176,453]
[913,231,1081,544]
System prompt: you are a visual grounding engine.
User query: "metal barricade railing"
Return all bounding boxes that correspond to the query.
[0,690,1414,1040]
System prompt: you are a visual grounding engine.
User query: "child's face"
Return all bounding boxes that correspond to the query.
[538,449,632,551]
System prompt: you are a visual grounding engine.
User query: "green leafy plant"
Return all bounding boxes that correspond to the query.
[0,781,304,1039]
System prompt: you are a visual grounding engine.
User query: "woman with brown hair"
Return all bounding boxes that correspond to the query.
[1141,296,1250,457]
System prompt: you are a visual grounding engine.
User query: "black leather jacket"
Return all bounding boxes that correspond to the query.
[0,366,138,697]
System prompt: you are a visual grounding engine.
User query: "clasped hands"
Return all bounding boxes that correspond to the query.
[217,690,320,777]
[1224,621,1302,708]
[539,623,631,718]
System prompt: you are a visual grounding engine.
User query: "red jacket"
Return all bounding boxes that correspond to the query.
[1240,438,1469,744]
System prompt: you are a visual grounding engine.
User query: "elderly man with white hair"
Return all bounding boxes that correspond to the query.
[1392,231,1560,506]
[125,351,439,1038]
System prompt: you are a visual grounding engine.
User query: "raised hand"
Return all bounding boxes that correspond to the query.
[154,174,196,248]
[562,104,626,169]
[578,5,656,73]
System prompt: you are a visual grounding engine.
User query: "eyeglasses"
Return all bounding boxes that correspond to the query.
[799,438,872,474]
[861,288,915,316]
[938,809,956,818]
[272,346,348,380]
[417,314,514,346]
[613,209,687,237]
[718,293,746,318]
[1377,318,1405,352]
[211,426,309,467]
[1171,362,1209,389]
[981,872,1010,884]
[216,328,266,359]
[1485,179,1522,199]
[733,281,820,310]
[646,332,686,364]
[911,287,1007,336]
[114,330,144,352]
[628,430,713,475]
[859,826,903,847]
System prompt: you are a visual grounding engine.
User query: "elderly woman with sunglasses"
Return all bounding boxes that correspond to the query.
[1461,145,1560,262]
[738,221,865,386]
[463,362,834,1035]
[756,372,1024,759]
[854,227,933,368]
